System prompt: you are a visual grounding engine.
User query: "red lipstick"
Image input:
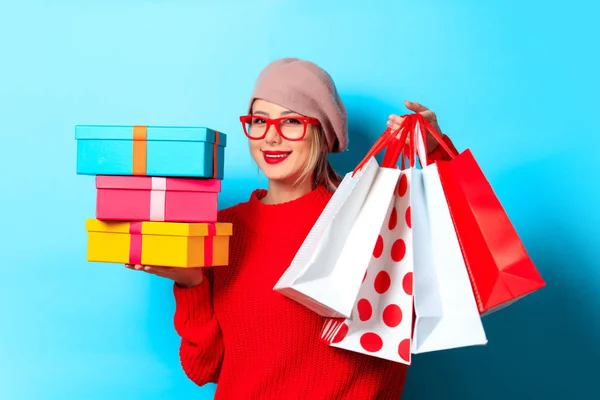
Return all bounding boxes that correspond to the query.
[262,150,292,165]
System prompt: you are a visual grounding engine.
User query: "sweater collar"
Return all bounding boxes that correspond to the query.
[244,185,333,236]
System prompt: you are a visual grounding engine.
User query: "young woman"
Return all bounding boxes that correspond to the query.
[127,58,457,399]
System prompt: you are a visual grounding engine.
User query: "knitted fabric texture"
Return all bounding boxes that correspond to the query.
[172,138,458,399]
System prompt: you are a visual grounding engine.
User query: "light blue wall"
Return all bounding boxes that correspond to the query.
[1,0,597,399]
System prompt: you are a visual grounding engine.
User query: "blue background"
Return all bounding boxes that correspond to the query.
[1,0,598,399]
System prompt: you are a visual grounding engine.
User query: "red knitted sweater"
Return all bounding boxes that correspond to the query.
[173,138,457,399]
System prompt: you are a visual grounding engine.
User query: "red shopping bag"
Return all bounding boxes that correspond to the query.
[414,116,546,315]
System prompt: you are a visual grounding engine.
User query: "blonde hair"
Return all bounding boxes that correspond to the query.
[294,125,343,191]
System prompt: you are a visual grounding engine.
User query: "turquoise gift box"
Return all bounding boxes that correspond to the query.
[75,125,227,179]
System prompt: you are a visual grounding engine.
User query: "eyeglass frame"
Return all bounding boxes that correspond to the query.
[239,115,322,141]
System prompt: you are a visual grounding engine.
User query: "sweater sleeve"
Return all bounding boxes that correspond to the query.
[428,134,459,162]
[173,268,223,386]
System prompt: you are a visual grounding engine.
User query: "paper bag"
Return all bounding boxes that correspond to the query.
[275,125,412,318]
[273,156,380,318]
[409,119,487,353]
[321,168,414,364]
[436,148,546,315]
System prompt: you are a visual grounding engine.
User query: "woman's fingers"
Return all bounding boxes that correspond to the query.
[420,110,437,123]
[125,264,176,278]
[405,100,429,113]
[124,264,204,287]
[388,115,406,141]
[387,114,403,129]
[144,266,179,278]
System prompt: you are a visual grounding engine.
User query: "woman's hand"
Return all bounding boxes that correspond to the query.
[387,100,443,153]
[125,264,204,288]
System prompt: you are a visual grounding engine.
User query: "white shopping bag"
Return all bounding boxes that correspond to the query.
[321,168,414,364]
[410,122,487,354]
[274,156,381,318]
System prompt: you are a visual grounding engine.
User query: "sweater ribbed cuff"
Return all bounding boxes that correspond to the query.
[173,278,214,324]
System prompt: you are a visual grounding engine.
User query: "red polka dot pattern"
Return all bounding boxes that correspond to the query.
[322,171,413,365]
[332,323,348,343]
[360,332,383,352]
[398,339,411,362]
[403,272,413,296]
[357,299,372,321]
[374,271,391,294]
[383,304,403,327]
[391,239,406,262]
[373,235,384,258]
[398,174,408,197]
[388,207,398,230]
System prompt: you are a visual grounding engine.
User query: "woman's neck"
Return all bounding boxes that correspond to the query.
[261,178,314,205]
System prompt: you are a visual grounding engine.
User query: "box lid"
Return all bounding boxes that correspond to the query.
[86,219,232,237]
[75,125,227,147]
[95,176,221,192]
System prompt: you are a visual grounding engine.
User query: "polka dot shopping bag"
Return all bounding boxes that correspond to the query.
[321,114,488,364]
[321,166,416,364]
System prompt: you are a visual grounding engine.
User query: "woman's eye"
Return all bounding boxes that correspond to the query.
[252,118,266,124]
[284,118,302,125]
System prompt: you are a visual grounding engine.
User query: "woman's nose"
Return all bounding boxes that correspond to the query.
[264,122,282,144]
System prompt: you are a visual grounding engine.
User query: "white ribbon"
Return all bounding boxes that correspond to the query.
[150,177,167,221]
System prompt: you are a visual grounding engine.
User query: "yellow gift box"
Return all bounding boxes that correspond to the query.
[86,218,232,268]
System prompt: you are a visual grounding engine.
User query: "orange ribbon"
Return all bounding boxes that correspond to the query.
[131,126,220,178]
[132,125,147,176]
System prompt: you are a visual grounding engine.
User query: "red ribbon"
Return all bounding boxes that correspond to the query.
[128,222,143,265]
[213,131,220,179]
[204,224,216,266]
[128,222,217,267]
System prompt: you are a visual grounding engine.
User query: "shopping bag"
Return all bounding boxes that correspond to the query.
[273,156,380,318]
[408,118,487,354]
[426,124,546,315]
[321,166,415,364]
[320,115,487,362]
[274,125,410,318]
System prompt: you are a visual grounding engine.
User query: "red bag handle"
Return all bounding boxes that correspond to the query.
[352,116,412,175]
[381,126,409,168]
[399,113,457,168]
[353,112,456,175]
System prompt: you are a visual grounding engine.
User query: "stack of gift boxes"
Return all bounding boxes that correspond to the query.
[75,124,232,268]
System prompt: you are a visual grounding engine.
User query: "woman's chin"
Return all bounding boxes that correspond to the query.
[262,167,301,184]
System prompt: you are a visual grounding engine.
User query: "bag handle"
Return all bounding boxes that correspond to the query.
[381,124,410,168]
[352,116,412,175]
[353,112,456,175]
[401,113,457,168]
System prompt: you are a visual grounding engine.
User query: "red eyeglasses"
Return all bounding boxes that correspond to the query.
[239,115,321,141]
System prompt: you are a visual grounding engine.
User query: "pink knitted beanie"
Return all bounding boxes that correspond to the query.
[248,58,348,153]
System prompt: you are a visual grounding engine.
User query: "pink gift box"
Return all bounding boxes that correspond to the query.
[95,175,221,223]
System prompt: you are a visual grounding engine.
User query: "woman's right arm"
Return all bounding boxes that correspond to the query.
[173,268,224,386]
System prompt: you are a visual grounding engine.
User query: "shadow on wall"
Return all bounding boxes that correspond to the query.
[402,231,594,400]
[402,157,596,400]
